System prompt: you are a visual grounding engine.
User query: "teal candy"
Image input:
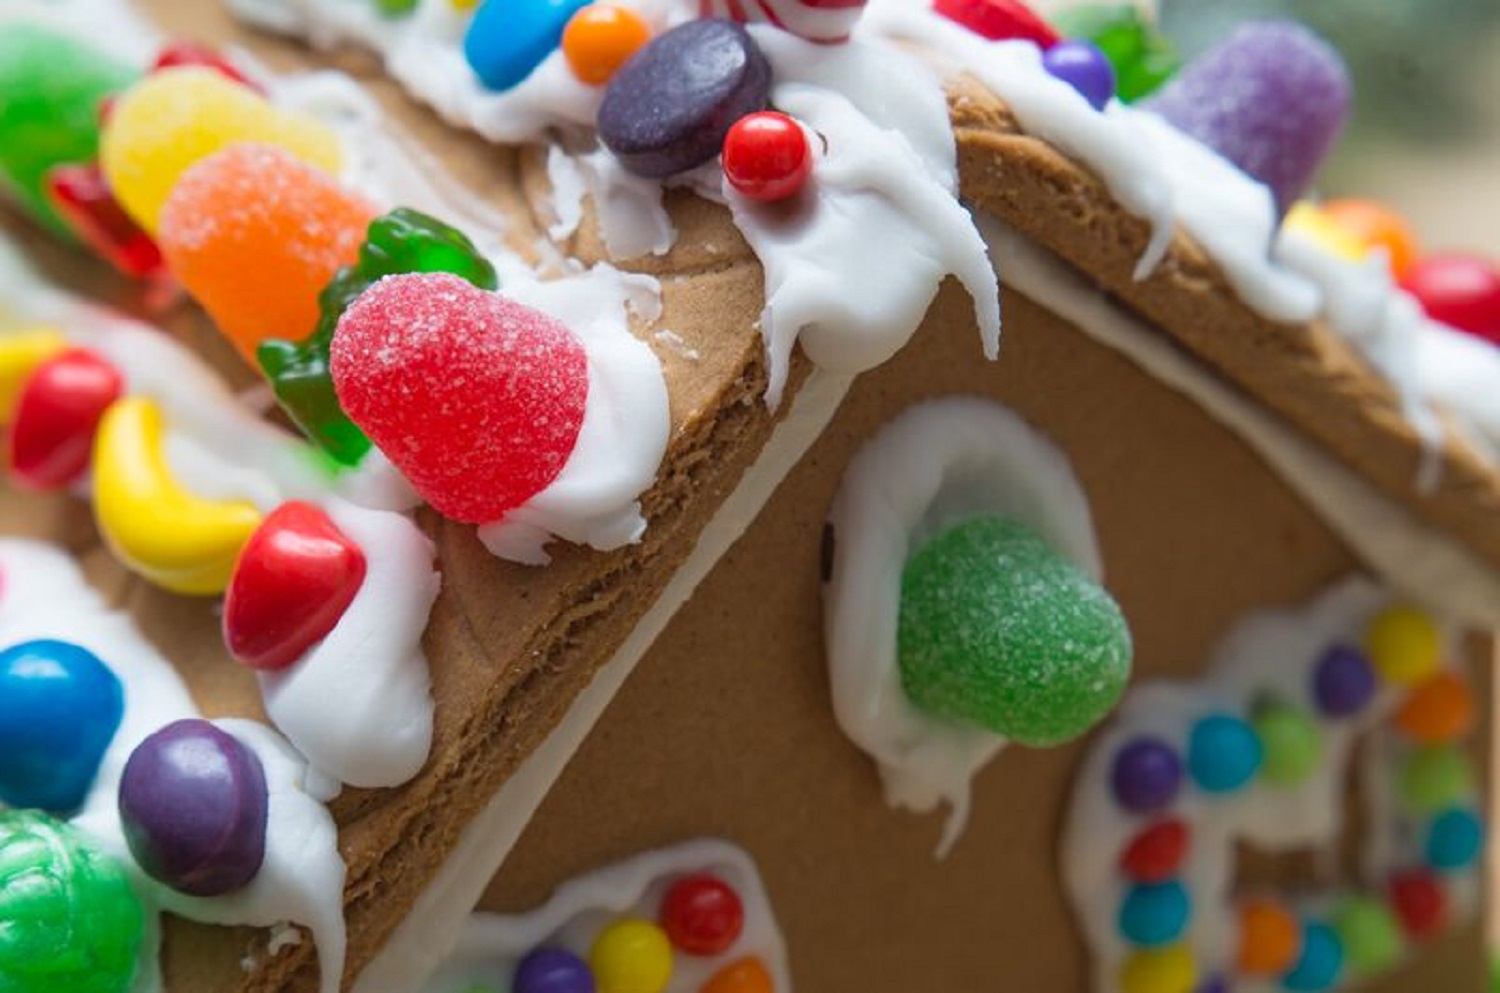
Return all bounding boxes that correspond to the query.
[1398,746,1475,816]
[1425,808,1483,872]
[896,516,1132,746]
[1251,701,1321,785]
[1332,898,1403,975]
[1117,880,1190,946]
[0,810,145,993]
[1282,921,1344,992]
[0,25,137,236]
[1187,713,1262,793]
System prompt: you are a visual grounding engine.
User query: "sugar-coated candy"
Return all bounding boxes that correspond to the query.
[94,396,264,595]
[1119,818,1188,883]
[1388,868,1446,940]
[700,0,868,44]
[700,957,773,993]
[0,640,123,813]
[1236,898,1299,975]
[1320,199,1419,278]
[1042,39,1115,110]
[1052,5,1178,102]
[514,946,596,993]
[589,918,674,993]
[660,873,744,956]
[0,26,137,237]
[1400,253,1500,346]
[1186,713,1260,793]
[0,328,67,421]
[224,501,367,672]
[1118,944,1196,993]
[1397,746,1474,816]
[118,719,268,897]
[1424,808,1483,872]
[258,207,499,464]
[44,163,165,279]
[1283,203,1367,263]
[1118,881,1190,947]
[1143,22,1350,214]
[159,143,378,365]
[1311,644,1375,717]
[1364,605,1441,686]
[599,20,771,179]
[0,810,144,993]
[564,5,653,86]
[464,0,592,91]
[101,67,342,234]
[9,347,124,491]
[153,42,262,92]
[1281,922,1343,992]
[932,0,1060,47]
[722,112,813,203]
[331,273,589,522]
[1111,737,1182,814]
[897,516,1131,745]
[1331,898,1402,975]
[1250,701,1320,785]
[1394,670,1475,745]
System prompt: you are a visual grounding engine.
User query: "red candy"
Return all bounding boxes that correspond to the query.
[1401,253,1500,345]
[224,501,367,672]
[1118,818,1189,883]
[1389,868,1447,940]
[331,273,590,523]
[723,112,813,203]
[152,41,263,93]
[932,0,1059,47]
[44,164,165,279]
[660,873,745,956]
[9,347,123,491]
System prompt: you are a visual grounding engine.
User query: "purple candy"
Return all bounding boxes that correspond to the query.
[514,946,595,993]
[598,19,771,178]
[1312,644,1376,718]
[1143,21,1350,213]
[1043,40,1115,111]
[118,719,268,897]
[1195,975,1230,993]
[1110,736,1182,813]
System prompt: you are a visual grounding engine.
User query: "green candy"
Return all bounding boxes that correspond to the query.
[1398,746,1475,815]
[1332,897,1403,975]
[1052,5,1180,103]
[0,25,137,236]
[258,208,499,464]
[1252,701,1321,785]
[374,0,421,15]
[897,516,1132,747]
[0,810,145,993]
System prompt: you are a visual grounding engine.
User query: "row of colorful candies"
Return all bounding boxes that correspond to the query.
[1104,604,1483,993]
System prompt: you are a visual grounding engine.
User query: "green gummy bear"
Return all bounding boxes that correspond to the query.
[1252,701,1321,785]
[0,25,137,236]
[1053,6,1180,103]
[897,515,1132,747]
[258,207,499,465]
[0,810,145,993]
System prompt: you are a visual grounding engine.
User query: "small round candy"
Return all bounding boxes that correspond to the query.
[562,5,652,86]
[1332,897,1403,975]
[118,719,269,896]
[1311,644,1376,718]
[514,946,595,993]
[1425,807,1483,872]
[1111,737,1183,814]
[1364,605,1441,686]
[1251,701,1320,785]
[659,873,744,956]
[699,957,773,993]
[1400,253,1500,345]
[1394,670,1475,745]
[1119,881,1190,947]
[1186,713,1262,793]
[1281,922,1343,992]
[1118,943,1197,993]
[1236,898,1299,975]
[722,111,813,203]
[1042,39,1116,110]
[0,639,124,813]
[1320,199,1419,277]
[1398,746,1474,816]
[1119,818,1189,883]
[1388,868,1447,940]
[589,918,673,993]
[464,0,592,91]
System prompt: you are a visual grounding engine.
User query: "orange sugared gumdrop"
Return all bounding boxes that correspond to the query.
[700,957,774,993]
[1322,199,1420,278]
[1236,898,1300,975]
[159,143,377,364]
[1395,670,1475,745]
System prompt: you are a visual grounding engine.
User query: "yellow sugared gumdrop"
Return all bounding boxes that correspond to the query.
[589,918,673,993]
[1365,604,1442,687]
[1119,944,1197,993]
[0,327,67,421]
[100,67,341,235]
[1284,202,1366,263]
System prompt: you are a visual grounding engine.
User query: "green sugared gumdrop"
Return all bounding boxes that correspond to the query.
[1398,745,1474,815]
[1252,701,1321,785]
[0,810,144,993]
[897,515,1132,746]
[1332,897,1403,975]
[0,26,137,236]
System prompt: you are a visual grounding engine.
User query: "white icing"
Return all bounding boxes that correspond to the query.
[823,396,1104,856]
[422,840,789,993]
[0,541,346,993]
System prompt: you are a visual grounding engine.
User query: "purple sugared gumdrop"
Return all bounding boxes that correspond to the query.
[1312,643,1376,718]
[118,719,268,897]
[1110,736,1182,813]
[1043,39,1116,111]
[1143,21,1350,214]
[514,946,596,993]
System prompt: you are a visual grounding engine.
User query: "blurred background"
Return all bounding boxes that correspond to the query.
[1160,0,1500,255]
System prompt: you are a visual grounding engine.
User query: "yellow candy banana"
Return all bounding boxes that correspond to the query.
[0,327,67,423]
[93,396,263,595]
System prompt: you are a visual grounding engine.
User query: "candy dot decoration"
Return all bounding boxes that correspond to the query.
[589,918,674,993]
[1393,670,1475,744]
[1185,713,1261,793]
[598,19,772,179]
[1400,253,1500,346]
[1330,897,1402,975]
[931,0,1060,47]
[660,873,745,956]
[1118,881,1190,947]
[699,957,773,993]
[0,810,145,993]
[722,112,814,203]
[563,5,653,86]
[1310,644,1375,718]
[1118,819,1188,884]
[0,640,124,813]
[1111,737,1182,814]
[699,0,869,44]
[1050,5,1178,103]
[1236,899,1299,975]
[1424,808,1483,872]
[463,0,593,91]
[1388,868,1446,940]
[1320,199,1419,278]
[8,346,124,491]
[1363,604,1441,686]
[1042,40,1116,111]
[1118,943,1196,993]
[1397,745,1473,815]
[1280,921,1343,992]
[331,272,590,523]
[1250,701,1320,785]
[514,946,597,993]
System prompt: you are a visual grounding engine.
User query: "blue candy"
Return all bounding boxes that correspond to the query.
[1282,921,1344,991]
[464,0,592,92]
[1187,713,1262,793]
[0,640,124,812]
[1425,808,1484,872]
[1043,39,1116,111]
[1118,880,1191,946]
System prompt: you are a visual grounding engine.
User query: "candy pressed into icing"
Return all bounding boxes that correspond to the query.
[9,346,124,491]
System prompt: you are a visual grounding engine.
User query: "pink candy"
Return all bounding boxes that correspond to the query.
[330,273,590,523]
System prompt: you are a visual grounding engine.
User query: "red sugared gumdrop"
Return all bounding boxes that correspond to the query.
[331,273,590,523]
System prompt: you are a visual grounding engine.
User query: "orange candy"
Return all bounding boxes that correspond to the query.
[1395,670,1475,744]
[562,5,652,86]
[159,143,377,365]
[1236,898,1300,975]
[1322,199,1420,278]
[700,957,774,993]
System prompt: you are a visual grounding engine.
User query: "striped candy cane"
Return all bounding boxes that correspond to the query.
[699,0,869,43]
